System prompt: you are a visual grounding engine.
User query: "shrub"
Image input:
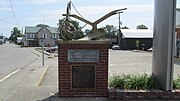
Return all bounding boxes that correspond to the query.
[109,75,125,89]
[109,73,158,90]
[173,75,180,89]
[110,74,180,90]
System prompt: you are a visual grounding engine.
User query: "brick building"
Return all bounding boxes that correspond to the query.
[176,9,180,39]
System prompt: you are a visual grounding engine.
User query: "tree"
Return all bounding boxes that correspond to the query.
[58,18,85,40]
[102,25,117,38]
[136,24,148,29]
[36,24,50,27]
[85,29,91,35]
[121,26,129,29]
[9,27,23,43]
[135,40,140,50]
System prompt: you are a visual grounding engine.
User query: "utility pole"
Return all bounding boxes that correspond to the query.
[116,8,127,49]
[118,12,123,49]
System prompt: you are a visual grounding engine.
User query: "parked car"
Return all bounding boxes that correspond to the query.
[112,44,120,50]
[147,47,153,52]
[0,40,2,45]
[46,45,58,53]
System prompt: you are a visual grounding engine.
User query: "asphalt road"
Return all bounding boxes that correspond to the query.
[0,43,38,79]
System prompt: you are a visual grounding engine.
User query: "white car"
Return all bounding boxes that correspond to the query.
[46,45,58,53]
[112,44,120,50]
[147,47,153,52]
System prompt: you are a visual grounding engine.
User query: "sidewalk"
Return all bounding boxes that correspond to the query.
[0,49,57,101]
[0,49,111,101]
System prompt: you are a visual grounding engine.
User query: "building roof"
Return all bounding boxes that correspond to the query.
[25,26,58,33]
[25,26,41,33]
[46,27,58,33]
[121,29,153,38]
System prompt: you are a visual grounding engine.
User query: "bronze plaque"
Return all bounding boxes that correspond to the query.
[68,50,99,62]
[72,66,95,88]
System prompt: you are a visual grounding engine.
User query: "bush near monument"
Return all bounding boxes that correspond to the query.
[109,73,180,90]
[173,75,180,89]
[109,73,158,90]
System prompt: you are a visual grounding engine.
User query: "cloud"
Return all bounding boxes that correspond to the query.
[0,1,7,6]
[81,4,153,15]
[0,1,9,11]
[29,0,62,4]
[67,4,153,21]
[24,9,64,26]
[24,4,154,29]
[0,8,10,11]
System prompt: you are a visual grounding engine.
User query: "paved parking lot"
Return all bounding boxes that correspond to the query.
[109,50,180,78]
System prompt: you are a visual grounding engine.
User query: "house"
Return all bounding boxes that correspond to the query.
[174,9,180,56]
[177,25,180,39]
[24,26,59,47]
[120,29,153,50]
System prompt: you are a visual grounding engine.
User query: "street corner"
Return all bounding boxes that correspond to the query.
[31,50,41,57]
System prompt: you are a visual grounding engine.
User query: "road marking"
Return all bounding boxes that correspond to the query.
[35,67,48,87]
[0,69,21,83]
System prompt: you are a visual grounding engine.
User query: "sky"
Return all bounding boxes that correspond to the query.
[0,0,179,37]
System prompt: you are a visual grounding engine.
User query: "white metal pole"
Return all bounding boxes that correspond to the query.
[42,40,45,66]
[152,0,176,91]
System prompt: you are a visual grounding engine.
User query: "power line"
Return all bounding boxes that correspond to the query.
[71,1,87,29]
[6,0,13,15]
[6,0,19,27]
[71,2,83,18]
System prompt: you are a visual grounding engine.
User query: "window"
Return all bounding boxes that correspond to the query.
[42,33,47,38]
[27,34,30,38]
[52,33,57,38]
[27,33,34,38]
[30,34,34,38]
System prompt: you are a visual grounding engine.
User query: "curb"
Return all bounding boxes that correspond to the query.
[35,67,48,87]
[35,49,58,57]
[31,51,40,57]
